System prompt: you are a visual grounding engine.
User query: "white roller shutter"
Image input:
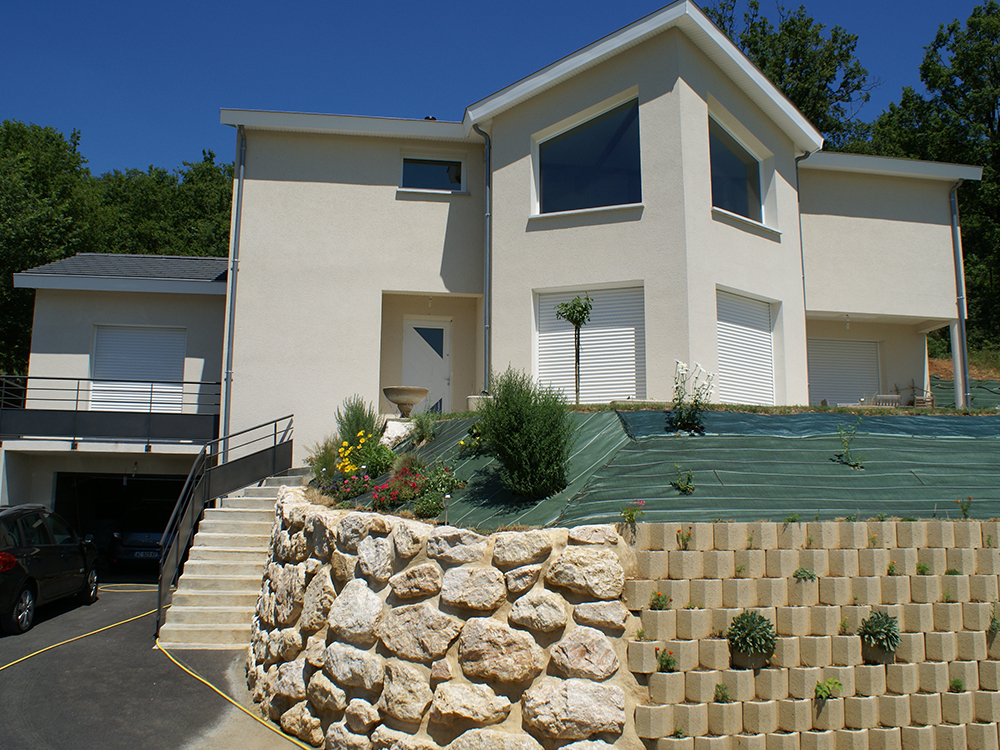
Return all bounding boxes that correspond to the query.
[91,326,186,412]
[807,338,880,405]
[537,287,646,402]
[716,291,774,406]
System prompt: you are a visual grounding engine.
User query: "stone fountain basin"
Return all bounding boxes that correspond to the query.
[383,386,429,417]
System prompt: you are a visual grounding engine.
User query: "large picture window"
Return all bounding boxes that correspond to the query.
[710,118,762,223]
[538,99,641,214]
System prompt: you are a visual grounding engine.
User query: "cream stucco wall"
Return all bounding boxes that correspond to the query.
[225,131,484,461]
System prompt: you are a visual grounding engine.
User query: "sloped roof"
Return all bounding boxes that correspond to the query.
[14,254,228,295]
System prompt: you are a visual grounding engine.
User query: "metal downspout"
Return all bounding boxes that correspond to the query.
[222,126,247,460]
[950,179,971,408]
[794,149,818,310]
[473,123,492,395]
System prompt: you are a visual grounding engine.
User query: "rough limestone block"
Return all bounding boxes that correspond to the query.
[700,639,731,671]
[950,660,980,691]
[643,609,678,641]
[788,667,825,699]
[672,702,708,737]
[778,698,813,732]
[742,701,778,735]
[880,576,909,605]
[866,727,901,750]
[828,550,860,579]
[839,523,869,550]
[724,579,757,609]
[901,603,933,633]
[690,579,724,609]
[777,607,812,637]
[918,661,950,693]
[800,550,830,578]
[820,578,853,606]
[686,669,721,703]
[926,521,956,548]
[840,605,871,633]
[955,520,983,547]
[788,580,820,607]
[831,636,861,666]
[834,728,869,750]
[885,663,918,695]
[650,670,686,704]
[722,668,757,703]
[924,631,957,662]
[936,724,968,750]
[800,730,836,750]
[669,551,704,580]
[980,659,1000,691]
[704,551,736,581]
[894,632,924,664]
[854,665,886,697]
[708,701,743,736]
[624,579,658,611]
[916,547,946,574]
[867,522,896,549]
[941,690,973,725]
[636,704,674,738]
[947,548,975,575]
[715,523,750,551]
[858,550,889,578]
[677,608,713,640]
[714,608,742,636]
[894,521,926,549]
[852,578,881,606]
[772,636,800,669]
[975,690,1000,723]
[812,607,843,636]
[813,699,845,731]
[734,733,767,750]
[890,548,917,576]
[757,578,788,608]
[844,695,879,729]
[767,549,801,579]
[957,630,987,661]
[628,640,666,673]
[909,575,941,604]
[778,523,807,550]
[748,522,777,550]
[662,639,700,672]
[966,722,999,750]
[899,726,934,750]
[907,692,941,726]
[755,668,789,701]
[767,732,801,750]
[877,694,910,727]
[975,548,1000,575]
[736,550,767,579]
[970,575,999,603]
[808,522,840,550]
[800,636,833,668]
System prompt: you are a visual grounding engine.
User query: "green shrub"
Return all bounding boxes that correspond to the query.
[336,395,385,444]
[306,434,341,485]
[857,610,900,652]
[477,368,573,499]
[409,410,438,444]
[726,611,777,656]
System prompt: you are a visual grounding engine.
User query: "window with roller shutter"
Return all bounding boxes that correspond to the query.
[91,326,186,412]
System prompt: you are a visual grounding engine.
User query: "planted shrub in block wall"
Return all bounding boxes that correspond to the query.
[858,610,900,665]
[727,610,776,669]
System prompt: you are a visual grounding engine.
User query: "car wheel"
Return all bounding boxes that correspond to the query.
[78,567,99,605]
[2,585,36,635]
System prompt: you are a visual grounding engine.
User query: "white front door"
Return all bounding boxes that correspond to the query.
[402,318,451,414]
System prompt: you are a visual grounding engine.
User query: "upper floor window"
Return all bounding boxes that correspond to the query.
[538,98,641,214]
[401,158,463,192]
[710,117,762,223]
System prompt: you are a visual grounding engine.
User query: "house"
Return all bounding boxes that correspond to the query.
[217,0,980,464]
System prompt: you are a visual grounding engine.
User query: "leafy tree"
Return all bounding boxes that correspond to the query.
[705,0,878,148]
[554,294,592,404]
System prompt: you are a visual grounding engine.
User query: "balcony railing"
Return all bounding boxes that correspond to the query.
[0,375,221,445]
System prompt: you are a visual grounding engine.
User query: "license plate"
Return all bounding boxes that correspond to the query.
[134,550,159,559]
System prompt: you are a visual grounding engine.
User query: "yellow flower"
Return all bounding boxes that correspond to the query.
[359,438,366,444]
[357,430,365,437]
[342,441,348,447]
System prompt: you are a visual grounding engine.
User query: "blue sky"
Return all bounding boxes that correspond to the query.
[0,0,983,175]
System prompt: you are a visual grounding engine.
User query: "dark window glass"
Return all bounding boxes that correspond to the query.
[539,99,641,214]
[401,159,463,191]
[46,513,77,545]
[19,514,52,546]
[0,518,22,549]
[710,119,761,222]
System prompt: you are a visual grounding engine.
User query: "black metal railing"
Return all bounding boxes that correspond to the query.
[155,415,294,635]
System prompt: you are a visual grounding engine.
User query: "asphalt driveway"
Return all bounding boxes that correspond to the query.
[0,576,290,749]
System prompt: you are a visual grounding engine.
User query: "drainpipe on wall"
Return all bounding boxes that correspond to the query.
[472,123,492,395]
[221,125,247,460]
[794,148,819,312]
[950,179,971,409]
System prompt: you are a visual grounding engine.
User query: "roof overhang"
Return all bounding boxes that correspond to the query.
[13,274,227,295]
[801,152,983,182]
[461,0,824,153]
[220,109,477,143]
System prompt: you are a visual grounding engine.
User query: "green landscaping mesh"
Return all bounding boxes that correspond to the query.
[930,374,1000,410]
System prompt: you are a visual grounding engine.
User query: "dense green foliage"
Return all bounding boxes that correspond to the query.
[478,368,574,499]
[726,610,777,655]
[857,610,901,652]
[335,394,386,444]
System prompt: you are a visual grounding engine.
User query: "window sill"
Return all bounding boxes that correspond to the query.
[396,187,470,197]
[529,202,644,221]
[712,207,781,237]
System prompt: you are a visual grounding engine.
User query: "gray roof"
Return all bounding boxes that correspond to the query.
[20,254,228,282]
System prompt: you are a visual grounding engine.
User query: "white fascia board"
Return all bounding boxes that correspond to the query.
[462,0,823,153]
[220,109,475,143]
[13,274,226,296]
[800,151,983,182]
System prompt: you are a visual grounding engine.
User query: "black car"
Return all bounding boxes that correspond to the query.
[0,505,99,634]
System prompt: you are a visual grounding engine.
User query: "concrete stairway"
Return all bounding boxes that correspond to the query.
[156,469,309,650]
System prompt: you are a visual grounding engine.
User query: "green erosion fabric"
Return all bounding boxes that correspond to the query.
[930,374,1000,410]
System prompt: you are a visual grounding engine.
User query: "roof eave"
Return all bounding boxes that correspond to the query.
[220,109,477,143]
[801,152,983,182]
[14,274,227,296]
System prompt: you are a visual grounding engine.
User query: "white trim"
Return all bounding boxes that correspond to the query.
[711,207,781,237]
[13,274,226,296]
[800,152,983,182]
[220,109,476,143]
[529,202,644,222]
[396,188,471,197]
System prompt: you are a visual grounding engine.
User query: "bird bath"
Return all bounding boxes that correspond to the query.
[383,386,429,418]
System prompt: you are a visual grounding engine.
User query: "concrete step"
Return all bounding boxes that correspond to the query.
[203,507,273,523]
[241,486,282,498]
[196,518,272,535]
[177,574,263,592]
[217,496,276,511]
[170,590,259,608]
[186,546,268,563]
[263,474,308,487]
[181,560,266,578]
[157,623,252,648]
[192,532,270,548]
[164,605,255,626]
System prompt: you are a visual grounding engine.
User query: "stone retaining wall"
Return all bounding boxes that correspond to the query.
[248,493,1000,750]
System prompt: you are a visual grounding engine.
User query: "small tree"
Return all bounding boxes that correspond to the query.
[554,294,593,404]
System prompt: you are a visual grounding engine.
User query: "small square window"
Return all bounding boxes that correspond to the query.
[401,158,463,192]
[710,118,762,223]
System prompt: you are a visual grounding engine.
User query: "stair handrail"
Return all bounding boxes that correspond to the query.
[155,414,294,636]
